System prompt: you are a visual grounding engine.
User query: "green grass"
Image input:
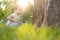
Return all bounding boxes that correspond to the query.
[0,23,17,40]
[0,23,60,40]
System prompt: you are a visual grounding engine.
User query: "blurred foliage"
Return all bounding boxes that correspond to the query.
[0,8,3,20]
[0,1,33,23]
[0,23,60,40]
[21,2,33,23]
[0,23,17,40]
[0,1,12,21]
[0,0,59,40]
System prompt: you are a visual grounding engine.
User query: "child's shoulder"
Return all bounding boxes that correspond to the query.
[8,13,15,17]
[10,13,15,16]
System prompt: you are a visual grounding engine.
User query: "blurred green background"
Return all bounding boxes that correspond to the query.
[0,0,33,23]
[0,0,60,40]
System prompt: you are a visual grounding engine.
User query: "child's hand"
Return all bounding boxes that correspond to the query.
[17,21,21,24]
[15,20,21,24]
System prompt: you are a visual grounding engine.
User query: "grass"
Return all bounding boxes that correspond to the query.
[0,23,60,40]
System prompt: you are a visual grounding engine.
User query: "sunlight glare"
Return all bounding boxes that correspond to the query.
[17,0,29,8]
[16,0,34,8]
[0,0,3,2]
[29,0,34,5]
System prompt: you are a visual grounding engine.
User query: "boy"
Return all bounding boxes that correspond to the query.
[6,4,22,27]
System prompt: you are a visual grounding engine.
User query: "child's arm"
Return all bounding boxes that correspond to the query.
[7,15,17,22]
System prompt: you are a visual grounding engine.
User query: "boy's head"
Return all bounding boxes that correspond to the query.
[13,4,23,15]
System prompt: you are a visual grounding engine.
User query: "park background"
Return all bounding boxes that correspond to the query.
[0,0,60,40]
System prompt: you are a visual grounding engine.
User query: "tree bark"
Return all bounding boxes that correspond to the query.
[33,0,48,27]
[33,0,60,27]
[43,0,60,27]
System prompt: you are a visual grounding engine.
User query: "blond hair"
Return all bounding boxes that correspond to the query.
[13,3,22,11]
[13,4,18,10]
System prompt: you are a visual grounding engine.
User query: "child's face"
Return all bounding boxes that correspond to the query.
[15,7,22,15]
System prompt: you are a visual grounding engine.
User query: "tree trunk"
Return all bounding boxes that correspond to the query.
[33,0,48,27]
[33,0,60,27]
[43,0,60,27]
